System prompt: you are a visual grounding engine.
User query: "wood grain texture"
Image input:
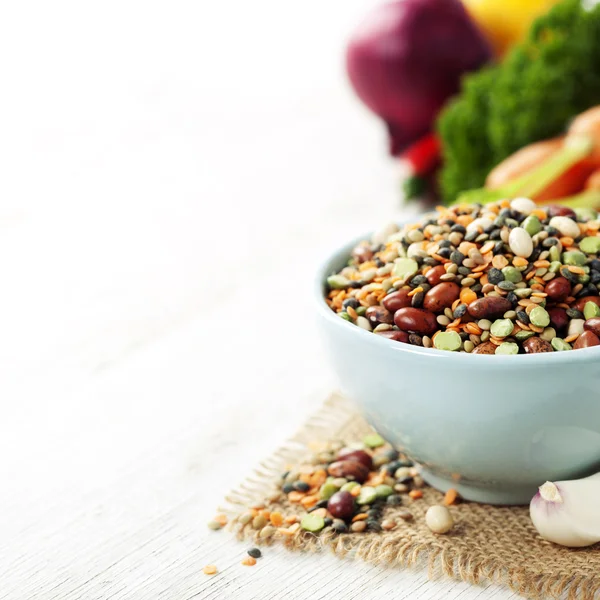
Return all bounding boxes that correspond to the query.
[0,0,524,598]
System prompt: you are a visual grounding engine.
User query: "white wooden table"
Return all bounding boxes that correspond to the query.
[0,1,522,598]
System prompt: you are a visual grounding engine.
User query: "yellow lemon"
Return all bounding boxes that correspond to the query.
[462,0,561,57]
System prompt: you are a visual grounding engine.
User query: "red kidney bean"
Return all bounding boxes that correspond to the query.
[523,337,553,353]
[393,307,437,335]
[584,317,600,337]
[423,282,460,313]
[337,448,373,470]
[425,265,446,287]
[575,296,600,312]
[547,205,577,219]
[327,460,369,483]
[365,305,393,326]
[548,307,569,332]
[471,342,497,355]
[467,296,512,319]
[382,289,412,313]
[375,330,409,343]
[327,491,355,519]
[351,245,373,263]
[574,330,600,349]
[544,277,571,302]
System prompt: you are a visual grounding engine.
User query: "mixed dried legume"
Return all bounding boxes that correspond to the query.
[228,435,448,540]
[326,199,600,354]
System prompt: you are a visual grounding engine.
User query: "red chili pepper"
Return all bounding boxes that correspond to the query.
[399,133,441,176]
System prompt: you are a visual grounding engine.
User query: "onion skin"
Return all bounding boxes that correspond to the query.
[346,0,492,155]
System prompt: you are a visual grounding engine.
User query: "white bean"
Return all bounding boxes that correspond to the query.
[425,505,454,534]
[549,216,581,239]
[508,227,533,258]
[510,197,537,215]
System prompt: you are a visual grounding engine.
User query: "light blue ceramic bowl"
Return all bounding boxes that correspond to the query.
[316,232,600,505]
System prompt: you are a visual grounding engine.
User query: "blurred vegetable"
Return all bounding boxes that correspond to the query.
[399,134,441,199]
[346,0,492,156]
[486,137,598,202]
[456,136,594,205]
[438,0,600,204]
[457,106,600,206]
[462,0,561,57]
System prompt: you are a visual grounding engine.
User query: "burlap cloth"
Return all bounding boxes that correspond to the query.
[222,393,600,600]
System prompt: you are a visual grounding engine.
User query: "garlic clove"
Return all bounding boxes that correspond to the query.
[530,473,600,548]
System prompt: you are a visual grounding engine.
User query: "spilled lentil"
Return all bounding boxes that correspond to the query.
[326,199,600,354]
[229,435,456,541]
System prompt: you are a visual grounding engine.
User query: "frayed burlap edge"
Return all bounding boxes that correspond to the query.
[219,393,600,600]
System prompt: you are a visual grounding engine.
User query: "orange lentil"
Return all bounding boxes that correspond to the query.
[444,488,459,506]
[516,321,530,331]
[284,515,298,524]
[560,237,574,248]
[451,299,461,311]
[250,508,259,517]
[242,557,257,566]
[432,254,447,263]
[409,490,423,500]
[531,292,547,298]
[492,255,509,269]
[460,288,477,305]
[300,495,318,509]
[465,323,482,336]
[565,334,580,343]
[480,241,495,255]
[352,513,369,522]
[346,306,358,320]
[500,199,511,209]
[350,486,361,497]
[513,257,528,268]
[530,283,544,291]
[530,325,544,334]
[214,514,228,526]
[568,266,585,275]
[456,215,474,227]
[533,260,550,268]
[531,209,547,220]
[203,565,218,575]
[458,242,477,255]
[525,270,537,281]
[309,469,327,488]
[408,286,424,297]
[259,509,271,520]
[270,512,284,527]
[287,491,305,503]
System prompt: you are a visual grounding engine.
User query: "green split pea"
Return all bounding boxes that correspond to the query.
[433,330,461,351]
[579,236,600,255]
[301,514,325,532]
[490,319,513,338]
[529,306,550,328]
[584,301,600,320]
[495,342,519,355]
[393,258,419,279]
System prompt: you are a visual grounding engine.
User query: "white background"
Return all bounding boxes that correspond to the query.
[0,1,520,598]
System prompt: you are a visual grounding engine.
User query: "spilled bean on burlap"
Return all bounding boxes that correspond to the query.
[221,394,600,600]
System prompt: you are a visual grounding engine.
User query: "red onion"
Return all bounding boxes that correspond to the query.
[346,0,492,155]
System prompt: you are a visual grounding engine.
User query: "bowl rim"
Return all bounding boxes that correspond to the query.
[315,224,600,367]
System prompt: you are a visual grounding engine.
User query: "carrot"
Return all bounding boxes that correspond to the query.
[585,168,600,191]
[486,137,598,202]
[568,106,600,162]
[486,138,563,189]
[535,159,598,202]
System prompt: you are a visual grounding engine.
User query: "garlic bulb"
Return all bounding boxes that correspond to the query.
[530,473,600,547]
